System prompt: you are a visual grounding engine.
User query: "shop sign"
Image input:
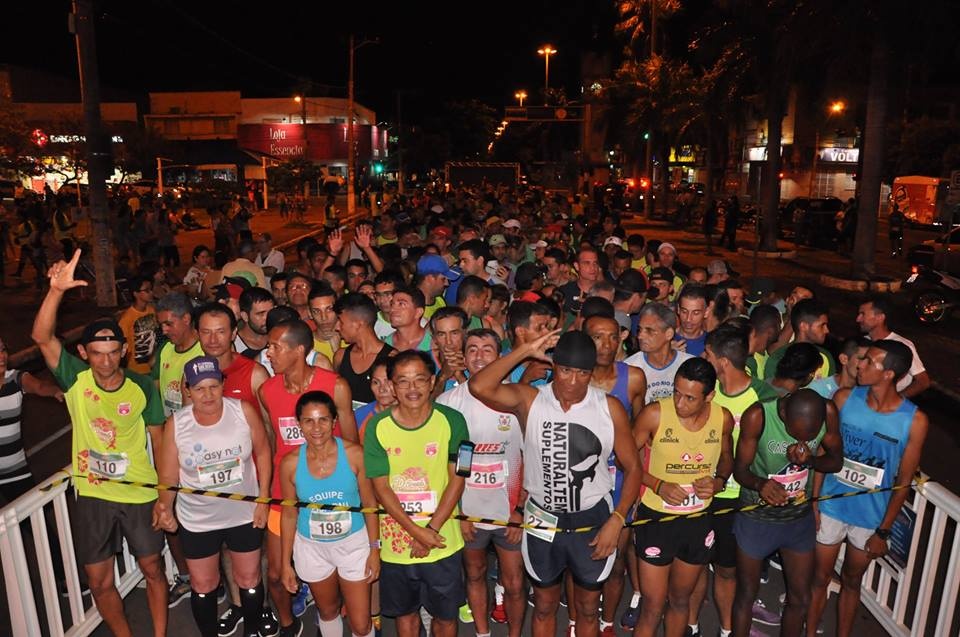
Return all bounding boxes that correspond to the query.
[237,124,305,158]
[669,145,698,164]
[818,147,859,163]
[747,147,767,161]
[48,134,123,144]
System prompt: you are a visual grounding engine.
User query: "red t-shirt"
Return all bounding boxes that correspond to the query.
[259,367,340,507]
[222,354,257,407]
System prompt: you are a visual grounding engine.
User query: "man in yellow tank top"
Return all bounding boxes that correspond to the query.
[632,358,734,637]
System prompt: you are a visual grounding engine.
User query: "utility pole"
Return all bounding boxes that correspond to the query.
[71,0,116,306]
[396,89,404,195]
[347,34,356,218]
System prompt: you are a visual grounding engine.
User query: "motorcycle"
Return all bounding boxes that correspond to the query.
[906,265,960,323]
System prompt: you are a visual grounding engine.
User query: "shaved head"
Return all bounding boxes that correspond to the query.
[784,389,826,439]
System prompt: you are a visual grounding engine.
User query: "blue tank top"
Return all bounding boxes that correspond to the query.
[296,438,364,542]
[819,386,916,529]
[607,362,631,509]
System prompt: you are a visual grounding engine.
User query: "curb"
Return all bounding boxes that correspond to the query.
[738,248,798,259]
[818,274,903,293]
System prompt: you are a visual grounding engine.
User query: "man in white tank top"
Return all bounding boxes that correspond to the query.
[469,329,642,637]
[625,303,692,403]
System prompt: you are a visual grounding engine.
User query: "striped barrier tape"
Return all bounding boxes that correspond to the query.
[41,471,929,533]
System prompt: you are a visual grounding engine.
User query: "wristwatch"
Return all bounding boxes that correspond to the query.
[875,527,892,540]
[369,540,381,549]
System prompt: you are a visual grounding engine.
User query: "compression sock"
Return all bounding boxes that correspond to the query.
[238,582,265,631]
[317,616,343,637]
[189,590,219,637]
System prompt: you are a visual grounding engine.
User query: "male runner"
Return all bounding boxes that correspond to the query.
[625,303,692,403]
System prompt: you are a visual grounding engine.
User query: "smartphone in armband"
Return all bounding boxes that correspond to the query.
[455,441,475,477]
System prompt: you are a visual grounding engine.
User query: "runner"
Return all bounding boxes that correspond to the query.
[469,329,642,637]
[583,314,646,635]
[744,304,782,379]
[807,337,869,399]
[363,350,470,637]
[855,296,930,397]
[625,303,693,403]
[259,319,358,636]
[384,287,432,353]
[632,358,734,637]
[763,299,834,382]
[674,285,709,356]
[31,250,168,637]
[332,293,395,403]
[505,301,553,386]
[807,341,929,637]
[152,356,272,637]
[235,287,275,358]
[436,329,526,637]
[353,360,397,439]
[430,306,469,395]
[280,391,379,637]
[731,389,844,637]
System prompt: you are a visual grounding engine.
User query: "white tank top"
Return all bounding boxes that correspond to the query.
[174,398,258,532]
[523,384,615,513]
[624,350,693,403]
[437,383,522,529]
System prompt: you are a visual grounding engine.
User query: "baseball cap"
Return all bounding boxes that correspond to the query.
[648,266,674,283]
[747,277,777,304]
[514,262,546,290]
[417,254,461,280]
[658,242,677,255]
[602,236,623,249]
[488,234,507,247]
[707,259,740,277]
[533,239,549,249]
[429,225,453,239]
[184,356,223,387]
[214,276,251,302]
[617,269,648,295]
[429,204,445,214]
[81,318,125,345]
[502,219,522,229]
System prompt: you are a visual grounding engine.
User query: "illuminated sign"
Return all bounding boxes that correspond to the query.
[817,147,859,163]
[669,145,698,164]
[47,134,124,144]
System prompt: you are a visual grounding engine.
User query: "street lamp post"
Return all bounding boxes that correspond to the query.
[808,100,846,198]
[537,46,557,103]
[514,90,527,107]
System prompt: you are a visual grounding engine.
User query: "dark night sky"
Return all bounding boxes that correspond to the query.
[1,1,617,120]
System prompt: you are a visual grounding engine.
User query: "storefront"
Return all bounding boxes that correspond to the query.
[810,145,858,200]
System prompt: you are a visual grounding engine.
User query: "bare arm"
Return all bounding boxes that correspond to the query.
[242,400,273,506]
[610,397,642,520]
[467,330,557,419]
[809,400,843,474]
[879,410,928,532]
[429,463,465,532]
[900,371,930,398]
[20,372,64,401]
[151,415,179,531]
[333,377,359,443]
[257,385,277,455]
[32,251,92,370]
[632,401,662,490]
[628,366,647,418]
[278,453,300,593]
[733,402,766,492]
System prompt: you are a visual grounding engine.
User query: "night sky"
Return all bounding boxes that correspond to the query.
[2,0,617,120]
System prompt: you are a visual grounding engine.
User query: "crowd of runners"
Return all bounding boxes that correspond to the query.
[0,184,931,637]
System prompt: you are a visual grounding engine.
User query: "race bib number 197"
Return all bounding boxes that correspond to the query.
[197,457,242,489]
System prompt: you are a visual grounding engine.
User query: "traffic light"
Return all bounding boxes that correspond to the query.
[639,177,650,189]
[372,161,383,175]
[643,132,650,140]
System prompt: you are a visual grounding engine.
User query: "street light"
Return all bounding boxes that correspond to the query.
[810,99,848,198]
[829,100,846,114]
[514,90,527,107]
[537,45,557,103]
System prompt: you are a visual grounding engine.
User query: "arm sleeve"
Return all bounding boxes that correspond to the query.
[130,372,166,427]
[51,348,87,392]
[363,413,390,478]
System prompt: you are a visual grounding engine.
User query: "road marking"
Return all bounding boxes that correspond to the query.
[26,423,72,458]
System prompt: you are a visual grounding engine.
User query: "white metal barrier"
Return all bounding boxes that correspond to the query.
[0,468,170,637]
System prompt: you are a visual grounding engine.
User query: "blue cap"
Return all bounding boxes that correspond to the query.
[184,356,223,387]
[417,254,461,280]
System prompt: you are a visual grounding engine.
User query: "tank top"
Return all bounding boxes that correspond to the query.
[711,377,778,500]
[260,368,340,508]
[641,398,724,514]
[739,398,825,522]
[604,362,632,505]
[523,384,614,514]
[0,370,29,485]
[222,354,257,407]
[819,386,916,529]
[174,398,258,532]
[337,343,394,404]
[624,350,693,403]
[295,439,364,542]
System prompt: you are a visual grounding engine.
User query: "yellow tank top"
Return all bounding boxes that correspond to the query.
[641,398,724,514]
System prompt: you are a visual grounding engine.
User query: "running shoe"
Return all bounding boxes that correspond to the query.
[458,603,474,623]
[277,617,302,637]
[292,582,312,617]
[490,601,508,624]
[620,605,640,630]
[167,574,191,608]
[751,598,781,626]
[601,623,617,636]
[217,605,243,637]
[258,608,280,637]
[683,626,700,637]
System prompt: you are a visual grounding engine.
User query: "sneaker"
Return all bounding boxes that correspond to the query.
[601,623,617,636]
[277,617,302,637]
[620,605,640,630]
[258,608,280,637]
[372,614,382,637]
[292,582,312,617]
[567,622,576,637]
[458,603,474,623]
[684,626,701,637]
[751,599,781,626]
[490,601,508,624]
[168,575,191,608]
[760,561,770,584]
[217,583,227,605]
[218,605,243,637]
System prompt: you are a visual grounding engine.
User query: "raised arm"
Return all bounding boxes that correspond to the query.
[353,225,384,273]
[32,250,89,370]
[467,329,558,420]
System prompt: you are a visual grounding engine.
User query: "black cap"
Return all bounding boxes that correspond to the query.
[747,277,777,304]
[552,331,597,371]
[514,262,546,291]
[617,269,647,295]
[81,318,125,345]
[648,267,674,283]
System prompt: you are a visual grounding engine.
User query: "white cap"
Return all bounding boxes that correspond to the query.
[658,242,677,255]
[603,236,624,248]
[533,240,549,248]
[502,219,522,229]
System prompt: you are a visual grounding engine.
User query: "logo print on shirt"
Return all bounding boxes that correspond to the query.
[424,442,438,457]
[117,402,131,416]
[497,415,512,432]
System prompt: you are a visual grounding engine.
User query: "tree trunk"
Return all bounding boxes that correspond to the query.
[851,37,888,279]
[702,124,716,211]
[659,139,672,218]
[760,88,786,251]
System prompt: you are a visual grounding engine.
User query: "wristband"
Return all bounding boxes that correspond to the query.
[875,528,892,540]
[514,505,525,515]
[653,479,664,495]
[369,540,381,549]
[612,509,627,524]
[426,523,439,534]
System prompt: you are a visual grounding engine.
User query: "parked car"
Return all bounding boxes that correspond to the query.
[779,197,844,248]
[130,179,157,196]
[907,226,960,275]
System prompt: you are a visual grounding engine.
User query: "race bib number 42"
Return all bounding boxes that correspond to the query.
[769,467,809,500]
[278,416,305,446]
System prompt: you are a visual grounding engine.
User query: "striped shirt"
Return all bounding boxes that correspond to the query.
[0,370,29,486]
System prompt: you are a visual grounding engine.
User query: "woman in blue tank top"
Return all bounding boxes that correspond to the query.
[278,391,379,637]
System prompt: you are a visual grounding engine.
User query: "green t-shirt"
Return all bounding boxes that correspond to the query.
[745,351,769,379]
[53,348,164,503]
[157,339,204,417]
[762,344,835,383]
[712,377,779,500]
[422,295,446,322]
[364,403,468,564]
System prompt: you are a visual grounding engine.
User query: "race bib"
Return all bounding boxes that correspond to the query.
[469,461,506,490]
[309,510,352,541]
[836,458,885,490]
[769,467,809,500]
[608,453,618,479]
[163,387,182,415]
[197,457,242,489]
[278,417,304,446]
[524,500,558,543]
[397,491,437,520]
[88,450,129,479]
[662,484,707,513]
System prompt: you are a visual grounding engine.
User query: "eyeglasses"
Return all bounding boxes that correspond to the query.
[288,283,310,292]
[394,377,431,389]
